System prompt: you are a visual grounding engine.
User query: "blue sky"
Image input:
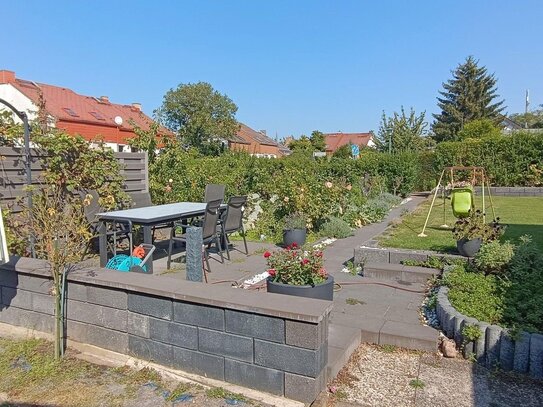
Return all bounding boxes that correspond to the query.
[3,1,542,139]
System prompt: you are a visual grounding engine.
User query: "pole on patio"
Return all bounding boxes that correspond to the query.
[0,98,35,257]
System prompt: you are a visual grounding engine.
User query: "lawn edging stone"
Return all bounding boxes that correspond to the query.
[436,267,542,379]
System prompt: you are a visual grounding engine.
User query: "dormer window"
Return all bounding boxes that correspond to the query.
[63,107,79,117]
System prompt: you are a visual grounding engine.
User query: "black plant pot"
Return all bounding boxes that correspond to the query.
[456,238,482,257]
[267,275,334,301]
[283,228,307,247]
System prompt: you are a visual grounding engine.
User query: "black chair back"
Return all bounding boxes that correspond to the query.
[129,191,153,208]
[202,199,223,240]
[223,196,247,233]
[204,184,226,203]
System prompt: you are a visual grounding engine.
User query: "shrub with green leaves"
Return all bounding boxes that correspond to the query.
[442,265,506,325]
[474,241,515,275]
[320,217,353,239]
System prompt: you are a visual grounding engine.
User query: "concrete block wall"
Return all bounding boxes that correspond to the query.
[0,257,332,404]
[473,186,543,197]
[354,246,464,266]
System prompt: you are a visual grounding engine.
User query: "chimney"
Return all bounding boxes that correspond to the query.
[259,130,267,136]
[0,70,16,84]
[131,102,142,111]
[99,95,109,103]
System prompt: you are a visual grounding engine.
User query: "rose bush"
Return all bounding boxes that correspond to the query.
[264,244,327,286]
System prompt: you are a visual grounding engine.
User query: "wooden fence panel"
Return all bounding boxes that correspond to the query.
[0,147,148,212]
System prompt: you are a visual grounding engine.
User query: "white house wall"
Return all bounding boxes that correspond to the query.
[0,84,40,123]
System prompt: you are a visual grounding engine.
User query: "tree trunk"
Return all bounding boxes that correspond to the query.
[54,281,62,359]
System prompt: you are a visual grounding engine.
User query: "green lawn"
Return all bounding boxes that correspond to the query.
[379,196,543,253]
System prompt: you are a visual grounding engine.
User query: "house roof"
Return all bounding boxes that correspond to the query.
[236,123,279,146]
[2,70,169,135]
[323,132,372,152]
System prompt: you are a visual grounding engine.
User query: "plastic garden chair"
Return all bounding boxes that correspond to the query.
[204,184,226,203]
[167,199,224,271]
[220,196,248,260]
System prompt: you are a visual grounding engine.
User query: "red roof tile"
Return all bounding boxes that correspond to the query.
[236,123,279,146]
[323,132,372,153]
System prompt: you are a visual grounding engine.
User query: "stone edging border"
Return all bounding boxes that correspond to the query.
[436,266,543,379]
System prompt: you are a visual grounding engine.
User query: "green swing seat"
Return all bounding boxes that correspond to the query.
[451,187,474,218]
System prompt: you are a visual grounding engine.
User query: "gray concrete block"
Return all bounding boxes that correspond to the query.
[226,310,285,343]
[225,359,284,396]
[173,302,224,330]
[1,287,32,309]
[499,331,514,371]
[254,339,323,377]
[66,282,87,302]
[453,315,465,346]
[198,328,253,362]
[128,293,172,320]
[354,248,389,265]
[485,325,502,368]
[475,322,489,365]
[389,250,427,265]
[529,333,543,379]
[285,371,326,404]
[379,320,438,352]
[31,292,54,315]
[186,227,204,282]
[66,300,103,326]
[150,318,198,350]
[87,324,128,353]
[285,320,326,349]
[460,317,477,359]
[513,331,531,374]
[14,274,52,294]
[127,312,149,338]
[67,320,128,353]
[172,346,224,380]
[0,305,54,333]
[87,286,127,309]
[129,335,173,367]
[102,308,128,332]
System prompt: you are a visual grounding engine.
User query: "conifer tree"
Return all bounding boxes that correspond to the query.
[432,56,505,142]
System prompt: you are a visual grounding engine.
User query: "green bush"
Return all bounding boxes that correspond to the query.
[474,241,515,275]
[501,237,543,333]
[319,217,353,239]
[442,265,506,325]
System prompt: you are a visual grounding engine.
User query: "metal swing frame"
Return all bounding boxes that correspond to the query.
[418,166,496,237]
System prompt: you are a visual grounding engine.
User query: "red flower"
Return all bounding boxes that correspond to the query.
[291,242,298,248]
[263,251,271,258]
[268,269,276,277]
[302,258,310,265]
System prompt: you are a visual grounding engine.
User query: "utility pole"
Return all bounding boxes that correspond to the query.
[525,89,530,129]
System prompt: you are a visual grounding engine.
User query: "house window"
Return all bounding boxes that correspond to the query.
[63,107,79,117]
[89,111,106,121]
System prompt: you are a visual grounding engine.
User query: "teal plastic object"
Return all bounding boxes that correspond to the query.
[106,255,147,272]
[451,187,474,218]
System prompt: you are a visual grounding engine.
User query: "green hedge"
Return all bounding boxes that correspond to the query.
[431,131,543,186]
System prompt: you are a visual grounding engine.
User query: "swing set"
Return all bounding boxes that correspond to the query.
[418,166,496,237]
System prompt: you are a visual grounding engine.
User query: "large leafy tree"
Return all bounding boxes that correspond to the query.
[155,82,239,155]
[288,130,326,153]
[510,109,543,129]
[432,56,505,142]
[376,107,431,152]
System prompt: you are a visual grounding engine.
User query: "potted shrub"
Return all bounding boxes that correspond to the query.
[264,244,333,301]
[282,212,307,247]
[452,210,504,257]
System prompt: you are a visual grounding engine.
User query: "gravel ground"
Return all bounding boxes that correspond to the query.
[329,343,543,407]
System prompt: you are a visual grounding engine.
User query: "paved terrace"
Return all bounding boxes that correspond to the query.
[91,194,438,380]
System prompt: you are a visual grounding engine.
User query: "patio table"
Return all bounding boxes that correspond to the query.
[97,202,210,274]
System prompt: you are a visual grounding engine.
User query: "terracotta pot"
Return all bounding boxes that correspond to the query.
[266,275,334,301]
[456,238,482,257]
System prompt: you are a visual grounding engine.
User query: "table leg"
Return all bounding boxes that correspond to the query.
[99,221,108,267]
[143,225,154,274]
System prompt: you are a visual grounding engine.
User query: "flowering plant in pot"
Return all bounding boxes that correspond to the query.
[452,210,504,257]
[282,212,307,247]
[264,243,333,300]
